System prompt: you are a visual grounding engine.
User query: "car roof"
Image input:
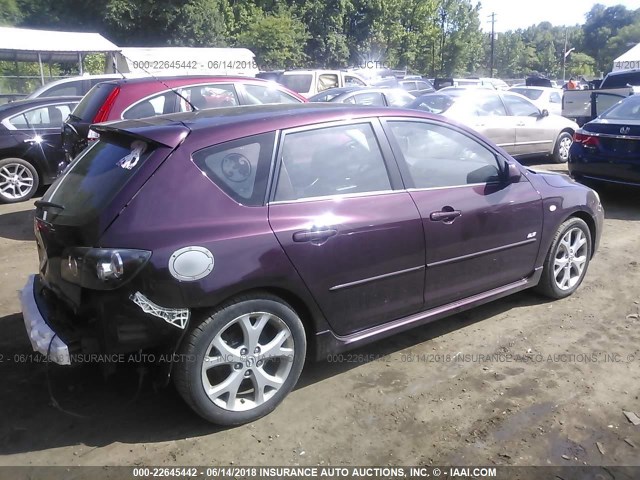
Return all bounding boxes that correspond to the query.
[97,103,442,146]
[98,75,275,87]
[0,96,82,117]
[27,74,125,97]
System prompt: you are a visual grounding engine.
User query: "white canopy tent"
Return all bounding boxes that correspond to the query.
[613,43,640,72]
[0,26,120,84]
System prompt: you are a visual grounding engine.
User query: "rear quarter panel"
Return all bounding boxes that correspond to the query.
[98,140,330,335]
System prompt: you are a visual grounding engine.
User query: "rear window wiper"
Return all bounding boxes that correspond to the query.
[34,200,65,211]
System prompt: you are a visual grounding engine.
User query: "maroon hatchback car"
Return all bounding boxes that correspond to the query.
[23,104,603,425]
[61,75,306,160]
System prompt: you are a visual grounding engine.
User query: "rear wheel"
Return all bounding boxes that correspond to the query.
[536,217,592,299]
[173,295,306,425]
[0,158,39,203]
[552,132,573,163]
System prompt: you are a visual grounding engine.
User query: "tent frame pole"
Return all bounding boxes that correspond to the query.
[37,52,45,86]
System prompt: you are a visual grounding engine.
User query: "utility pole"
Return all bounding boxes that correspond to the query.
[489,13,496,78]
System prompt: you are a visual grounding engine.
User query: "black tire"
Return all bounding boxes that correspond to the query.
[536,217,592,299]
[552,132,573,163]
[173,294,306,425]
[0,158,40,203]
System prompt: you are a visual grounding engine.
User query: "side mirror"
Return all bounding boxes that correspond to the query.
[506,162,522,183]
[540,108,549,117]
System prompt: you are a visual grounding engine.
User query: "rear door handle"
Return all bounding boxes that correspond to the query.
[430,210,461,222]
[293,228,338,243]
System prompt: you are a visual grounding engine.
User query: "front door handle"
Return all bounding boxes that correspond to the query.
[430,210,461,222]
[293,228,338,243]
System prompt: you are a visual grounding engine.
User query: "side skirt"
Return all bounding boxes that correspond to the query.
[313,267,543,360]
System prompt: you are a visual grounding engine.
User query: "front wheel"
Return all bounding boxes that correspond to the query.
[552,132,573,163]
[0,158,40,203]
[173,295,306,425]
[536,217,592,299]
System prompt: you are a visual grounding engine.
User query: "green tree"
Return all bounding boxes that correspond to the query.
[582,4,635,72]
[0,0,21,25]
[236,10,309,69]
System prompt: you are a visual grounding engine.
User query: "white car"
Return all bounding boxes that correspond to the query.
[508,86,563,116]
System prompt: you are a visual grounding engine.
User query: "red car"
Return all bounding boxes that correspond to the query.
[62,76,306,160]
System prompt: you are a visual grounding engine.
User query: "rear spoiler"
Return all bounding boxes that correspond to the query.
[92,122,190,150]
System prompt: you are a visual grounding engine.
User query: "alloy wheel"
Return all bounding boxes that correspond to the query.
[0,163,35,200]
[200,312,294,412]
[553,227,588,290]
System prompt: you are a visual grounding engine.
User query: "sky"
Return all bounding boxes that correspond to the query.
[478,0,640,32]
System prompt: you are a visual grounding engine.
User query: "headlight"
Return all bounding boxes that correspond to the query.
[61,248,151,290]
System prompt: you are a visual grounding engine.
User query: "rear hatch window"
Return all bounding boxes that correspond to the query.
[41,137,156,226]
[70,82,118,121]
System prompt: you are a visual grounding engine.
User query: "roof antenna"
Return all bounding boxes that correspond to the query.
[116,52,199,112]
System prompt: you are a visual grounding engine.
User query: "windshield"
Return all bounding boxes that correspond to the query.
[279,74,313,93]
[600,95,640,120]
[510,88,543,101]
[41,138,155,225]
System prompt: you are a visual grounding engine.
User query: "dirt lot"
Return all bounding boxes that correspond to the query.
[0,161,639,468]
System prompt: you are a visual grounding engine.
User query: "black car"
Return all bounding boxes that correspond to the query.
[0,96,80,203]
[569,94,640,187]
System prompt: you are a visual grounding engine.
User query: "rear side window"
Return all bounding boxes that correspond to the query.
[72,83,118,121]
[274,123,391,202]
[178,84,239,111]
[192,132,276,206]
[42,138,156,224]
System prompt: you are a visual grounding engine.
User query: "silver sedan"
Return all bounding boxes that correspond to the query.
[409,88,578,162]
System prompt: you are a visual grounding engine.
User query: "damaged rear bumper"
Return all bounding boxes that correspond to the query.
[20,274,71,365]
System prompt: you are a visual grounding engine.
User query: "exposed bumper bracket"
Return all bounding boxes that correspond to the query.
[130,291,190,329]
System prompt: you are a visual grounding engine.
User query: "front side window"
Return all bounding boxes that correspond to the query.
[502,94,540,117]
[550,92,562,104]
[274,123,391,202]
[192,132,275,206]
[9,104,73,129]
[388,121,502,188]
[242,84,300,105]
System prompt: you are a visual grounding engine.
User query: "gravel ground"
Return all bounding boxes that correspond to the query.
[0,160,638,467]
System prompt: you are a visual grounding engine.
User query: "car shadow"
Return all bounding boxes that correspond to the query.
[598,186,640,222]
[0,289,551,455]
[0,208,36,241]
